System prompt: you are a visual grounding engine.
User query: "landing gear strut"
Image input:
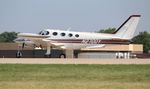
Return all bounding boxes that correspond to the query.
[16,43,24,58]
[45,45,51,58]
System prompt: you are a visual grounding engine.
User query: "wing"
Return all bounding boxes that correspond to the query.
[42,38,65,48]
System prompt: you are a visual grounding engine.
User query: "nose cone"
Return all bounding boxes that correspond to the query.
[14,37,33,44]
[18,33,38,37]
[17,33,49,38]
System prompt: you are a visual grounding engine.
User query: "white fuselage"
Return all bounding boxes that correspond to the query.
[16,15,141,50]
[17,29,127,49]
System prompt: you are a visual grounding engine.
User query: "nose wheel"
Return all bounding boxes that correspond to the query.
[16,43,24,58]
[16,51,22,58]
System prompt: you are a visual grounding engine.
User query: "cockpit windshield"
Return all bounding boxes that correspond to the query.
[39,30,49,35]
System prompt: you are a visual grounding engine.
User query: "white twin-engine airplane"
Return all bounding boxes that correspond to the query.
[16,15,141,56]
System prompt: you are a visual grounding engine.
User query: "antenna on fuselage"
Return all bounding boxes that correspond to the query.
[67,27,71,31]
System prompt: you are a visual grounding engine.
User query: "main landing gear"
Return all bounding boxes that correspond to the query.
[44,45,66,58]
[44,45,51,58]
[59,54,66,58]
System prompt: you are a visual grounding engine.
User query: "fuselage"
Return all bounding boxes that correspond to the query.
[17,29,129,49]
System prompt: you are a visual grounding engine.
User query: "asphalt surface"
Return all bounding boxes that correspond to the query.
[0,58,150,64]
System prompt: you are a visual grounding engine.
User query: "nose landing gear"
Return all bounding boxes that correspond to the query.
[16,43,24,58]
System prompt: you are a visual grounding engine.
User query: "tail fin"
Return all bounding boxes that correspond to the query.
[114,15,141,40]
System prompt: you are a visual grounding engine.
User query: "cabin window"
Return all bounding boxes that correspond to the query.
[68,33,73,37]
[61,33,66,36]
[46,31,49,35]
[75,34,79,37]
[53,32,58,36]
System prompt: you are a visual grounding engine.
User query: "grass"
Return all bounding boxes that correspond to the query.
[0,64,150,89]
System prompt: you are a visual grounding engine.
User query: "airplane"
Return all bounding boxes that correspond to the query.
[15,15,141,58]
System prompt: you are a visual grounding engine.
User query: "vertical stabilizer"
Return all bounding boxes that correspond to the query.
[114,15,141,40]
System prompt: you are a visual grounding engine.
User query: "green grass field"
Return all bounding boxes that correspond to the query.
[0,64,150,89]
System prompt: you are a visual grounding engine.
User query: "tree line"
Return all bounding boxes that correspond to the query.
[97,28,150,53]
[0,29,150,53]
[0,32,17,43]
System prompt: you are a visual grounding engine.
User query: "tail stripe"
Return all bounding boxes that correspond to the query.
[113,15,141,34]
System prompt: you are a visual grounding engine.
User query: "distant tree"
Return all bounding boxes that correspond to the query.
[0,32,18,43]
[96,28,116,33]
[97,27,150,53]
[132,31,150,53]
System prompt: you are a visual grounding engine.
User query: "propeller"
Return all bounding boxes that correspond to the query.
[22,42,25,49]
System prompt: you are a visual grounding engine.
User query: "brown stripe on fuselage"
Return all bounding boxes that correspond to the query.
[50,39,129,44]
[100,39,129,44]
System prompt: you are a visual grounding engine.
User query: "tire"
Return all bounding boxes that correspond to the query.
[16,51,22,58]
[59,54,66,58]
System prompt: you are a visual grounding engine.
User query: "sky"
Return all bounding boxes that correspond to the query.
[0,0,150,35]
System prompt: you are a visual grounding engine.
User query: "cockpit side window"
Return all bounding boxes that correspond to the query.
[39,31,42,35]
[39,31,49,35]
[46,31,49,35]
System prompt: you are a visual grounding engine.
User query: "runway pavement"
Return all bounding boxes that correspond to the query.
[0,58,150,64]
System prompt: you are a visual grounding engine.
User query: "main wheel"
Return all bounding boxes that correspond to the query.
[59,54,66,58]
[44,54,51,58]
